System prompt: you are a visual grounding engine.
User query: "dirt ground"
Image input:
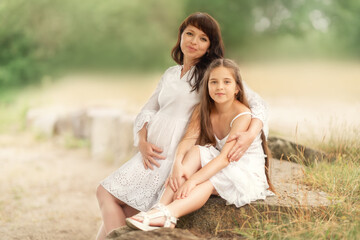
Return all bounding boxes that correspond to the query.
[0,133,114,240]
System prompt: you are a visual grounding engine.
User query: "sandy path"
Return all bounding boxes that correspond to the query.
[0,133,114,240]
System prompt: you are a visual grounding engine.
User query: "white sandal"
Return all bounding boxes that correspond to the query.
[125,203,178,231]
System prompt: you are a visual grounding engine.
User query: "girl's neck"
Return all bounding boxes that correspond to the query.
[214,100,235,116]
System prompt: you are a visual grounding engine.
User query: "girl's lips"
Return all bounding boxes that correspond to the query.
[215,93,225,96]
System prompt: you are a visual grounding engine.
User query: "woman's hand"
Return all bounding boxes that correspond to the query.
[138,140,166,170]
[173,179,196,200]
[165,164,186,192]
[226,131,255,162]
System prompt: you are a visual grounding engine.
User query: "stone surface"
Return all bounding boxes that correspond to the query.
[26,108,60,136]
[268,136,328,165]
[88,108,136,165]
[106,227,202,240]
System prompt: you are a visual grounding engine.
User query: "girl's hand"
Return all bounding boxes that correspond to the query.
[138,140,166,170]
[226,131,254,162]
[165,164,186,192]
[173,180,196,200]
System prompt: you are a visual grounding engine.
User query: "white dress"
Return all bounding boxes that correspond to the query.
[101,65,268,212]
[198,112,274,208]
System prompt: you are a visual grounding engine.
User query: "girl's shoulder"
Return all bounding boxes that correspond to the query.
[233,100,251,115]
[229,101,251,127]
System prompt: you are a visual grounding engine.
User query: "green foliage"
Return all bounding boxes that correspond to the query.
[0,0,359,89]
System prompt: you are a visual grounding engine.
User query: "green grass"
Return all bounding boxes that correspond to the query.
[235,126,360,239]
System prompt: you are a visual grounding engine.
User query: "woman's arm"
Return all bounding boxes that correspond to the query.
[134,74,165,170]
[175,114,251,199]
[133,74,165,147]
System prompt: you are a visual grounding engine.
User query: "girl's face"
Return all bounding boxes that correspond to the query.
[208,66,239,104]
[180,25,210,63]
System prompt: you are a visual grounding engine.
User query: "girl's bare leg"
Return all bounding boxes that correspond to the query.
[96,185,138,239]
[131,146,214,227]
[159,145,202,205]
[131,180,214,227]
[167,180,214,218]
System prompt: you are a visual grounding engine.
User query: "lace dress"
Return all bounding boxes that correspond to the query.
[198,112,274,208]
[100,65,268,212]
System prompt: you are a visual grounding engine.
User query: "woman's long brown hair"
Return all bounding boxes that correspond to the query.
[171,12,224,92]
[196,58,275,193]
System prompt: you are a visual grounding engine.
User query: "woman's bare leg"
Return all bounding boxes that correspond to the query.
[96,223,106,240]
[96,185,138,239]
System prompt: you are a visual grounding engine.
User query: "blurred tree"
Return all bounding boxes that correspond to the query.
[0,0,359,88]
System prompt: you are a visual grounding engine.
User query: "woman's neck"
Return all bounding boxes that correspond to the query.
[182,57,197,73]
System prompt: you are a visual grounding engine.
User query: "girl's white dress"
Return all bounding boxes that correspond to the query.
[198,112,274,208]
[101,65,268,212]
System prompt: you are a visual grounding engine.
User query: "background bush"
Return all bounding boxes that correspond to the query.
[0,0,359,88]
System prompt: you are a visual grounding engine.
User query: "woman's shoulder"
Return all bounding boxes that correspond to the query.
[163,65,181,76]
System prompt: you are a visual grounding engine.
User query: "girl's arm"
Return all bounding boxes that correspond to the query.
[166,106,200,191]
[175,114,251,199]
[227,81,268,161]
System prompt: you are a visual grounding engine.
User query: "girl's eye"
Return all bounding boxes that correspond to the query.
[200,37,208,42]
[225,81,231,84]
[210,81,216,84]
[186,32,193,36]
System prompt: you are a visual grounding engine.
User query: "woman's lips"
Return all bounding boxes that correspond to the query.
[187,46,197,52]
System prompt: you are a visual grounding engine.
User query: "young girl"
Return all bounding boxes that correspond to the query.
[126,58,275,231]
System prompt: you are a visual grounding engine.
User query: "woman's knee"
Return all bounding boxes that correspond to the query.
[96,185,107,203]
[96,185,126,206]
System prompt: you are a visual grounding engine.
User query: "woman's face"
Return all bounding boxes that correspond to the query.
[208,66,239,104]
[180,25,210,63]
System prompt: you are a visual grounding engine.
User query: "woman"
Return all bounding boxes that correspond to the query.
[96,12,267,239]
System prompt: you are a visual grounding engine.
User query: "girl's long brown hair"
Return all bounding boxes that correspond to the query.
[171,12,224,92]
[196,58,275,193]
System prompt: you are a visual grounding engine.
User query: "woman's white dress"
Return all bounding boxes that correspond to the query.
[198,112,274,208]
[101,65,268,212]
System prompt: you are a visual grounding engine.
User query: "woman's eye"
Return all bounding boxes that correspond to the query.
[186,32,193,36]
[200,37,208,42]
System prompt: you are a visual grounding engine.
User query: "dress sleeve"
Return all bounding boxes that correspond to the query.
[133,75,164,147]
[242,81,269,138]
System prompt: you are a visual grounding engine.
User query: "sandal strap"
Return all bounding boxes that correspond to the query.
[136,203,178,228]
[156,203,178,227]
